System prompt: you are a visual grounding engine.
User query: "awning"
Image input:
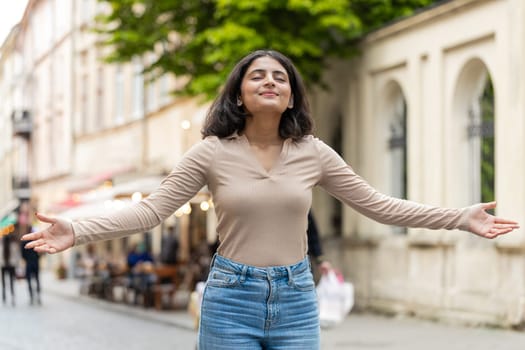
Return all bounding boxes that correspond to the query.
[72,176,165,204]
[58,176,165,220]
[47,194,83,213]
[0,212,17,233]
[57,177,211,220]
[66,165,136,193]
[0,213,17,227]
[59,199,133,220]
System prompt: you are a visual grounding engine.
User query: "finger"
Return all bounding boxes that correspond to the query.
[35,212,57,224]
[34,245,48,253]
[24,238,47,249]
[494,217,519,225]
[481,201,497,211]
[21,231,43,241]
[488,227,515,236]
[491,223,520,230]
[34,244,56,254]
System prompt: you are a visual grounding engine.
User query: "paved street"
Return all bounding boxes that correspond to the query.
[0,282,197,350]
[1,273,525,350]
[322,314,525,350]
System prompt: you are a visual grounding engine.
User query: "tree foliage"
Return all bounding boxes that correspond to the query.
[95,0,435,100]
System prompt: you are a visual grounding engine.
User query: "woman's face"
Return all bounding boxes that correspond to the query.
[239,56,293,116]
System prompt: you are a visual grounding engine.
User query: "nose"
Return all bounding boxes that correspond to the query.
[263,74,276,86]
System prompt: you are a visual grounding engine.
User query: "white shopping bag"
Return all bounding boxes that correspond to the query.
[188,281,206,329]
[316,269,354,328]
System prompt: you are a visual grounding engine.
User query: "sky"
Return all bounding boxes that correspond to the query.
[0,1,29,45]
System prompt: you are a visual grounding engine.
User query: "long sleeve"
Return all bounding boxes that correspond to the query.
[73,137,218,245]
[315,139,471,231]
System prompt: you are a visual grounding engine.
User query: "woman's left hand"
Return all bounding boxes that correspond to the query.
[468,202,519,238]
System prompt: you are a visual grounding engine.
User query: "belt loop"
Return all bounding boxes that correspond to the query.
[240,265,248,283]
[286,266,294,286]
[209,253,217,269]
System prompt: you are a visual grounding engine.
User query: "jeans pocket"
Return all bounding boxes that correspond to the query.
[206,268,240,288]
[291,271,315,292]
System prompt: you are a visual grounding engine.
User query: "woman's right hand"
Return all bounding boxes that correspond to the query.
[21,213,75,254]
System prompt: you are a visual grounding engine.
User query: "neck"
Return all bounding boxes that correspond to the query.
[244,115,282,145]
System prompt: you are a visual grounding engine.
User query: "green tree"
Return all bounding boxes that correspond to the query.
[95,0,435,100]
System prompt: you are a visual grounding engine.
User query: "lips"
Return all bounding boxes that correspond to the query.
[260,91,278,97]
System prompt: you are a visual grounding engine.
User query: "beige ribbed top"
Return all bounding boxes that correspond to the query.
[72,133,471,266]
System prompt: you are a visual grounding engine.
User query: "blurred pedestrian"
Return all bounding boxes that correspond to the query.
[23,49,519,349]
[160,225,179,265]
[306,210,332,282]
[2,234,19,306]
[126,241,155,306]
[21,228,41,305]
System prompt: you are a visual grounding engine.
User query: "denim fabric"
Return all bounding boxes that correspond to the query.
[198,254,320,350]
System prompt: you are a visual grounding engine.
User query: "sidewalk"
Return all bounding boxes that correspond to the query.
[41,271,195,331]
[41,271,525,350]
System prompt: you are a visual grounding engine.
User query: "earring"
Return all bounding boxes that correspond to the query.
[237,97,243,106]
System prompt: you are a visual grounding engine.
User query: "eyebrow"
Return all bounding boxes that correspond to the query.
[247,68,287,77]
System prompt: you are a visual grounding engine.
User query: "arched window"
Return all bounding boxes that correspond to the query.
[450,58,495,211]
[467,75,495,205]
[381,81,407,234]
[388,96,407,202]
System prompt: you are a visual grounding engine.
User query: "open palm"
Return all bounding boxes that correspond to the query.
[468,202,519,239]
[21,213,75,254]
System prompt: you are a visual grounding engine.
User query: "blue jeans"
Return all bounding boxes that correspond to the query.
[198,254,320,349]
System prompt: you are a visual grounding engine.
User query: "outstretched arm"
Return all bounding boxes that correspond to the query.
[316,139,519,236]
[22,137,218,254]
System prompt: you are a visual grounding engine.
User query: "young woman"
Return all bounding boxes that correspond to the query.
[23,50,519,349]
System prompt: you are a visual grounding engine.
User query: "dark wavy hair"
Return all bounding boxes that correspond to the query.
[201,50,314,141]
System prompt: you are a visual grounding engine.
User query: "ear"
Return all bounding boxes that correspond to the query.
[237,96,243,107]
[287,94,294,109]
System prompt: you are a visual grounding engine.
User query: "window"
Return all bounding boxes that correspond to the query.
[48,117,55,168]
[388,97,407,201]
[96,66,105,129]
[146,79,157,113]
[80,73,89,133]
[132,58,144,119]
[81,0,92,23]
[385,86,407,235]
[114,65,124,125]
[467,75,494,206]
[159,75,170,106]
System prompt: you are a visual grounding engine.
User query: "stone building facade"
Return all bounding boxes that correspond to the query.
[311,0,525,327]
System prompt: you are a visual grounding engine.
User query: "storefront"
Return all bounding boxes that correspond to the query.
[48,175,215,280]
[0,199,21,237]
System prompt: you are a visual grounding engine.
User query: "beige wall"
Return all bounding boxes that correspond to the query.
[0,31,16,213]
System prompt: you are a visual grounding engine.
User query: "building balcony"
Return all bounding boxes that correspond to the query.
[12,176,31,200]
[11,110,32,138]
